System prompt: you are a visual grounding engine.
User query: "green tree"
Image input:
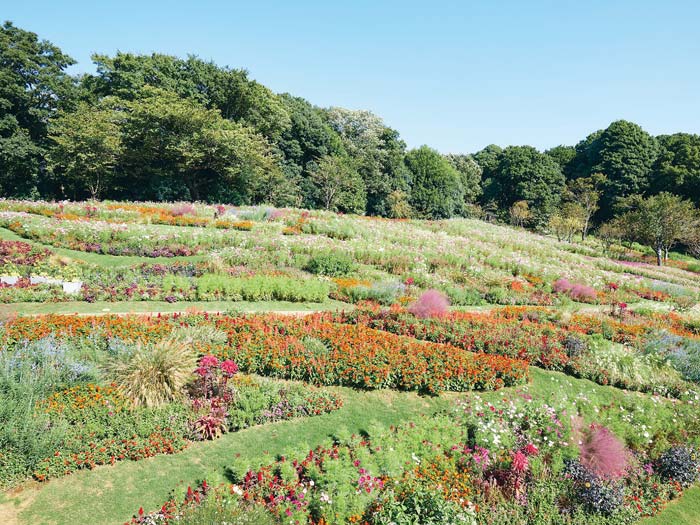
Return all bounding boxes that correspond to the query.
[305,155,366,213]
[86,52,291,140]
[489,146,565,228]
[571,120,659,218]
[48,101,123,199]
[566,173,606,240]
[545,145,576,177]
[444,153,482,213]
[0,21,76,196]
[121,87,277,203]
[405,146,462,219]
[619,193,696,266]
[324,107,409,216]
[653,133,700,205]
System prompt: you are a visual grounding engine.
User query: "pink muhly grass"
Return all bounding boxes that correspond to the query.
[171,203,197,217]
[552,278,573,293]
[408,289,450,318]
[569,283,597,302]
[579,424,630,479]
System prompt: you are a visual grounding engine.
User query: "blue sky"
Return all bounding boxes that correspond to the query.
[6,1,699,152]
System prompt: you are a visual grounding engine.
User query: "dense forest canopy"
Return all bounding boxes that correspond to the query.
[1,21,699,263]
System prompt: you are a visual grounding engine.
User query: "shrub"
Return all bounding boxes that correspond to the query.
[366,486,476,525]
[105,338,198,407]
[656,446,700,487]
[570,284,597,302]
[304,252,355,276]
[408,290,450,318]
[563,335,587,359]
[171,203,197,217]
[579,424,629,479]
[552,278,573,293]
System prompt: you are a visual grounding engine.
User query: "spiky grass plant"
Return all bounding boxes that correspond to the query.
[105,337,197,408]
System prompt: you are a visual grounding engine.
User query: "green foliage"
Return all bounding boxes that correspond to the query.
[573,120,659,219]
[196,274,330,302]
[487,145,566,228]
[304,252,355,276]
[405,146,463,219]
[305,155,367,213]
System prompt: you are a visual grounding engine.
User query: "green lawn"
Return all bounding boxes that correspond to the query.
[640,486,700,525]
[0,299,349,316]
[3,367,697,525]
[0,227,205,267]
[1,386,457,525]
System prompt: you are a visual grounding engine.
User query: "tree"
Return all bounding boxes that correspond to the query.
[49,101,123,199]
[324,107,409,216]
[566,173,606,240]
[305,155,366,213]
[473,144,503,205]
[86,52,291,140]
[121,87,277,203]
[0,21,76,196]
[571,120,659,219]
[545,145,576,177]
[509,200,531,227]
[653,133,700,206]
[548,203,585,242]
[489,146,565,228]
[405,146,462,219]
[444,153,482,213]
[619,193,696,266]
[386,190,413,218]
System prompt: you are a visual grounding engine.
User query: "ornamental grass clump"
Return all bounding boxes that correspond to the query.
[105,337,198,408]
[408,289,450,318]
[578,424,630,480]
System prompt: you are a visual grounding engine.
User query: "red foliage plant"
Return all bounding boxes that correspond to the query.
[408,289,450,318]
[579,423,630,479]
[569,284,597,302]
[552,278,573,293]
[170,203,197,217]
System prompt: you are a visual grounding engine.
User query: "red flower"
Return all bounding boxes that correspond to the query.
[221,360,238,377]
[199,355,219,368]
[523,443,539,456]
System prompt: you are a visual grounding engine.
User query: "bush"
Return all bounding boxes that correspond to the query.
[408,289,450,318]
[345,281,405,305]
[656,446,700,487]
[366,486,476,525]
[196,274,330,303]
[105,337,198,407]
[579,424,629,479]
[304,252,355,276]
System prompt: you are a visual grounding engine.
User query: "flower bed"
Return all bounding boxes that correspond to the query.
[128,389,700,525]
[213,315,528,394]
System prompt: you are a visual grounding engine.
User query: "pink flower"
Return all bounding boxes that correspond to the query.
[405,277,415,286]
[194,366,208,377]
[408,289,450,318]
[221,360,238,377]
[606,282,619,291]
[523,443,539,456]
[512,450,529,473]
[199,355,219,368]
[618,302,628,310]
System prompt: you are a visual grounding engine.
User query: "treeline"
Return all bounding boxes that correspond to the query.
[1,22,699,262]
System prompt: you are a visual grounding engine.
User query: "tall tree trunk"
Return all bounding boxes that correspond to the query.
[656,246,663,266]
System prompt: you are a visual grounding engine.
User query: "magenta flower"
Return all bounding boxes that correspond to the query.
[199,355,219,368]
[221,360,238,377]
[523,443,539,456]
[512,450,529,473]
[194,366,208,377]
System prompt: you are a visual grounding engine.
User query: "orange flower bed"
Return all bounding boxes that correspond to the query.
[213,315,528,394]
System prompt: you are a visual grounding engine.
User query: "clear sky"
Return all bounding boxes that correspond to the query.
[6,0,699,153]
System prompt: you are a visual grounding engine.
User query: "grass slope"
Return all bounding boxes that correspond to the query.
[0,227,204,267]
[4,368,698,525]
[0,299,348,316]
